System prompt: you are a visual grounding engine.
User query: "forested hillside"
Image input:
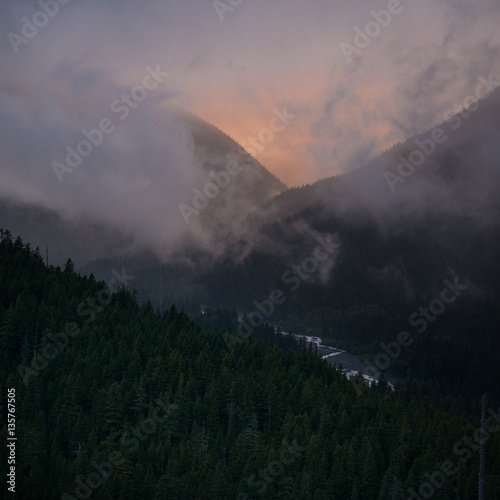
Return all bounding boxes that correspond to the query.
[1,231,499,499]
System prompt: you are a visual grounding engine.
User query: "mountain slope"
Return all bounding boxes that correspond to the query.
[0,107,285,266]
[1,234,499,499]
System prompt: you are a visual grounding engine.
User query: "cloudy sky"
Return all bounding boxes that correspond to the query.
[0,0,499,252]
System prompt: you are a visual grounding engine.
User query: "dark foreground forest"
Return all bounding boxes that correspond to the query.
[1,231,499,499]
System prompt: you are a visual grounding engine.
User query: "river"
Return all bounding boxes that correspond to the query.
[277,329,398,391]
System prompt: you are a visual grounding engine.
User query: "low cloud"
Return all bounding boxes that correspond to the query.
[1,0,499,266]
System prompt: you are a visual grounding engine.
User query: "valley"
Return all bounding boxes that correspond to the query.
[2,5,500,495]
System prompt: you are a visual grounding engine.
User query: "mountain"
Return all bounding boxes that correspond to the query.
[0,106,285,267]
[81,88,500,412]
[78,89,500,309]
